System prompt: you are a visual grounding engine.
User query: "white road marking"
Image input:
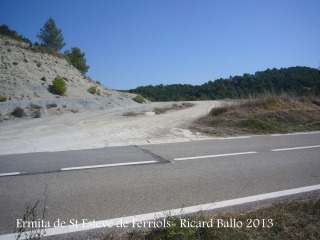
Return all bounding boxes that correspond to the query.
[174,151,257,161]
[1,184,319,240]
[0,172,21,177]
[271,131,320,136]
[204,136,252,140]
[271,145,320,152]
[222,136,252,139]
[61,160,158,171]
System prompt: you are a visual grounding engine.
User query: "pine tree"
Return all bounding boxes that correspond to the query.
[37,17,66,51]
[64,47,89,74]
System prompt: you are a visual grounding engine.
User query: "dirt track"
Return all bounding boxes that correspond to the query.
[0,101,223,155]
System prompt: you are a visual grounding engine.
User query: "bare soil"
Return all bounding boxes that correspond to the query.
[0,101,223,155]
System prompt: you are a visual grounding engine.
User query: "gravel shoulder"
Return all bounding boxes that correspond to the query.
[0,101,223,155]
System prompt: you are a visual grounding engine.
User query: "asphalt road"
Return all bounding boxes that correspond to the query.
[0,132,319,237]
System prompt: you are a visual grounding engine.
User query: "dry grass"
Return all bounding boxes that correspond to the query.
[123,103,195,117]
[193,93,320,136]
[123,111,142,117]
[101,197,320,240]
[11,107,26,118]
[153,103,195,115]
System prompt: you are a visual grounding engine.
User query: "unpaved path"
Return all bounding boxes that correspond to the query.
[0,101,224,155]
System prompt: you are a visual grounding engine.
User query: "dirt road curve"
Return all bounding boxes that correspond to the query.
[0,101,224,155]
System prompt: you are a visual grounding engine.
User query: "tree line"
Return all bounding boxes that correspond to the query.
[128,67,320,101]
[0,17,89,74]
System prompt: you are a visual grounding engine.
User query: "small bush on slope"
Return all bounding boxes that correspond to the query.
[50,76,66,95]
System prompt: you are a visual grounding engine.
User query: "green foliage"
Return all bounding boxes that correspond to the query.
[50,76,67,95]
[36,62,42,67]
[132,94,145,103]
[128,67,320,101]
[0,96,7,102]
[88,86,97,94]
[37,17,66,51]
[0,24,32,44]
[64,47,89,74]
[96,81,101,85]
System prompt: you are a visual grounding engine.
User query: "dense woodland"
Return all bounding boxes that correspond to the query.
[128,67,320,101]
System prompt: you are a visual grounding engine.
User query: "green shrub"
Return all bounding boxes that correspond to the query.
[96,81,101,85]
[64,47,89,74]
[88,86,97,94]
[12,107,25,118]
[36,62,42,67]
[132,94,145,103]
[50,76,66,95]
[0,96,7,102]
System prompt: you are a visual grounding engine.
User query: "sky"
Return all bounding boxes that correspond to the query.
[0,0,319,90]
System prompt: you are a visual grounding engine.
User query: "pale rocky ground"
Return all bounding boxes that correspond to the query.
[0,36,225,155]
[0,101,223,155]
[0,35,139,118]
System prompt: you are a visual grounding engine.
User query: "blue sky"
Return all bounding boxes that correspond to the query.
[1,0,319,89]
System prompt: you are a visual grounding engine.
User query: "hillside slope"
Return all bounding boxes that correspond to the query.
[0,35,138,117]
[128,66,320,101]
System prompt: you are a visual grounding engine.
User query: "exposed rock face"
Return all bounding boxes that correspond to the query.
[0,35,108,100]
[0,35,139,118]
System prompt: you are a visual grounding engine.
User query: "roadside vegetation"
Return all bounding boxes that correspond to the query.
[153,103,194,115]
[123,103,194,117]
[193,93,320,136]
[102,197,320,240]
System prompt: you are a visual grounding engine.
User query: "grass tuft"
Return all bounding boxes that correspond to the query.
[0,95,7,102]
[193,93,320,136]
[133,95,145,104]
[12,107,26,118]
[100,197,320,240]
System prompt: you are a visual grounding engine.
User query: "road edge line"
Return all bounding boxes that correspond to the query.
[271,145,320,152]
[1,184,319,239]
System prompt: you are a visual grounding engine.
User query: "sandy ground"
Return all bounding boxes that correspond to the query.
[0,101,224,155]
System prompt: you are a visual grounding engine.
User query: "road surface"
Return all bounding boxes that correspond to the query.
[0,131,319,238]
